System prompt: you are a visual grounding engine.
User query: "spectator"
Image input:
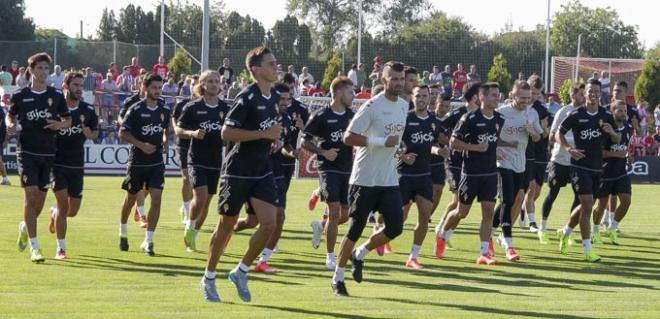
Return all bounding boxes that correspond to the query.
[451,63,468,97]
[421,70,431,85]
[429,65,442,84]
[16,67,30,88]
[369,63,382,87]
[9,60,19,85]
[0,65,12,86]
[226,80,241,100]
[83,68,96,91]
[347,64,358,90]
[547,94,561,116]
[440,65,452,95]
[179,76,192,97]
[116,66,135,88]
[101,73,118,122]
[517,72,525,80]
[355,85,371,99]
[587,71,598,83]
[287,65,299,83]
[300,78,312,95]
[299,66,314,85]
[653,126,660,156]
[654,104,660,128]
[308,82,325,97]
[108,62,119,81]
[117,75,132,104]
[638,101,649,136]
[630,133,645,156]
[218,57,234,84]
[152,55,169,79]
[283,73,300,98]
[177,73,186,91]
[600,71,610,105]
[240,77,248,89]
[276,64,284,80]
[642,131,655,154]
[356,64,366,88]
[467,64,480,83]
[161,75,178,106]
[95,72,103,91]
[127,57,141,78]
[48,65,65,89]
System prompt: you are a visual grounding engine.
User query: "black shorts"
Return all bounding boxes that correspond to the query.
[282,164,295,194]
[189,165,221,195]
[217,174,279,216]
[458,174,498,205]
[17,152,53,191]
[399,174,433,204]
[445,167,461,192]
[177,145,189,169]
[275,177,287,208]
[570,167,600,196]
[121,164,165,194]
[430,164,446,185]
[318,171,350,205]
[348,185,403,220]
[523,160,536,190]
[547,162,571,188]
[533,162,547,186]
[597,175,632,197]
[52,165,84,198]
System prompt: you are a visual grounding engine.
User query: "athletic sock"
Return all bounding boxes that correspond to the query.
[333,267,345,284]
[235,262,249,273]
[541,219,548,232]
[204,269,216,280]
[51,208,58,219]
[258,248,273,264]
[57,239,66,251]
[326,252,336,261]
[186,219,196,230]
[528,213,536,224]
[183,201,191,213]
[409,244,421,259]
[562,225,573,237]
[145,231,154,243]
[479,241,489,255]
[592,224,600,234]
[355,244,370,260]
[119,223,128,236]
[29,237,40,250]
[609,220,619,230]
[504,237,513,249]
[582,239,592,253]
[136,206,145,217]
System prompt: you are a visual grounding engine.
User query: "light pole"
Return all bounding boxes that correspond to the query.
[545,0,551,91]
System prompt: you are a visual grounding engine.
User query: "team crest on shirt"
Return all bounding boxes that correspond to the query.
[160,113,165,122]
[22,174,28,183]
[47,97,53,107]
[431,123,436,132]
[495,123,499,131]
[223,203,229,212]
[219,112,224,119]
[79,114,85,124]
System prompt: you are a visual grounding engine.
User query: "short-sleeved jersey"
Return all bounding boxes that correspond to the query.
[626,104,640,127]
[496,104,542,173]
[271,112,294,178]
[442,106,469,169]
[452,108,504,176]
[121,101,171,166]
[602,123,632,180]
[9,87,69,156]
[222,83,281,178]
[550,104,577,166]
[172,98,191,149]
[282,98,310,166]
[302,107,354,174]
[177,98,229,169]
[398,111,442,176]
[347,93,408,187]
[429,115,448,166]
[559,106,617,172]
[0,106,7,139]
[119,93,142,120]
[55,102,99,168]
[531,100,551,163]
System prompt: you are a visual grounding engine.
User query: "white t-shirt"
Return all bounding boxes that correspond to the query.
[550,104,576,166]
[600,77,610,93]
[48,73,65,89]
[347,93,408,187]
[496,104,543,173]
[347,69,358,89]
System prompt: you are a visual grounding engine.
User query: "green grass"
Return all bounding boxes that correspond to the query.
[1,176,659,319]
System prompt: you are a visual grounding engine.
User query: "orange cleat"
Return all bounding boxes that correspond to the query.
[383,242,393,254]
[254,262,277,274]
[505,248,520,261]
[133,208,140,222]
[405,258,424,269]
[48,208,56,234]
[476,254,499,265]
[139,216,148,228]
[435,237,446,259]
[308,192,319,211]
[376,245,385,256]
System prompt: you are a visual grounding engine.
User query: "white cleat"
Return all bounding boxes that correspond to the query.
[325,258,337,270]
[311,220,323,249]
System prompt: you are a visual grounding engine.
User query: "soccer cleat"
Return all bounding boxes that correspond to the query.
[200,277,221,303]
[55,249,66,260]
[140,241,155,256]
[311,220,323,249]
[584,250,601,262]
[325,258,337,270]
[17,223,28,252]
[567,233,577,246]
[139,216,148,228]
[31,249,45,263]
[557,229,569,255]
[133,208,140,222]
[505,248,520,261]
[332,281,349,297]
[179,204,188,224]
[228,269,251,302]
[529,222,539,233]
[476,254,499,265]
[308,191,320,211]
[351,250,364,283]
[435,237,446,259]
[591,232,604,245]
[254,262,277,274]
[383,242,393,254]
[405,258,424,269]
[538,230,550,244]
[518,216,527,228]
[488,238,496,257]
[119,236,129,251]
[184,228,194,250]
[376,245,385,256]
[0,178,10,185]
[606,229,620,245]
[48,207,56,234]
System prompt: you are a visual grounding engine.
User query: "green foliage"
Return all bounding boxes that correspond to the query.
[634,44,660,108]
[487,53,513,96]
[322,53,342,90]
[168,48,192,80]
[558,78,574,105]
[236,68,253,84]
[97,8,117,41]
[0,0,35,40]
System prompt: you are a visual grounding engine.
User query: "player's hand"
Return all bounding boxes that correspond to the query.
[601,122,614,134]
[526,123,537,136]
[294,114,304,130]
[141,142,157,154]
[44,119,63,131]
[496,148,506,160]
[263,124,283,140]
[192,129,206,140]
[293,148,303,160]
[507,140,519,148]
[321,148,340,161]
[82,126,93,137]
[384,135,399,147]
[6,122,18,134]
[438,147,450,158]
[568,148,585,160]
[402,153,417,165]
[473,142,489,152]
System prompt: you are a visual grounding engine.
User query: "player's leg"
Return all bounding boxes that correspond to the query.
[185,185,208,251]
[255,178,287,273]
[180,166,193,222]
[406,194,432,268]
[141,187,163,256]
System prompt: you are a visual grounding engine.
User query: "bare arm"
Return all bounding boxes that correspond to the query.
[602,149,626,159]
[450,136,486,152]
[343,131,368,147]
[221,125,280,142]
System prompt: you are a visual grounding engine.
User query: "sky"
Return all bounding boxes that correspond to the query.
[23,0,659,49]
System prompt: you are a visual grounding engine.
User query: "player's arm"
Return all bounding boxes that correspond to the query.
[5,104,18,134]
[83,111,100,140]
[221,97,280,142]
[602,149,626,159]
[497,139,517,148]
[602,117,621,144]
[46,96,72,130]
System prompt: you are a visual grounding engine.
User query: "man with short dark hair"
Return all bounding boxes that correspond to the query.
[218,58,234,85]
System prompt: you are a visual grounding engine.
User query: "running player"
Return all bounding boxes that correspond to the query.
[555,79,620,262]
[200,47,282,303]
[46,72,99,259]
[118,73,171,256]
[591,100,632,245]
[331,61,408,297]
[428,93,452,221]
[171,96,193,224]
[436,82,504,265]
[8,52,71,263]
[177,70,229,252]
[302,76,354,270]
[0,104,9,185]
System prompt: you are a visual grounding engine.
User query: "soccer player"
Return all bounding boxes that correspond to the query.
[200,47,282,303]
[171,96,193,224]
[8,52,71,263]
[555,79,620,262]
[591,100,632,245]
[399,85,444,269]
[46,72,99,259]
[330,61,408,297]
[0,104,9,185]
[538,84,585,244]
[491,80,542,261]
[429,94,451,221]
[436,82,504,265]
[302,76,355,270]
[118,73,171,256]
[177,70,229,252]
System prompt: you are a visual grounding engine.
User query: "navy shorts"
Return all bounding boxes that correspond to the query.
[17,152,53,191]
[52,165,84,198]
[319,171,350,205]
[547,161,571,188]
[523,160,536,190]
[217,174,279,216]
[533,162,547,186]
[458,174,498,205]
[275,177,287,208]
[121,164,165,194]
[399,174,433,204]
[347,185,403,220]
[189,165,221,195]
[570,167,600,196]
[430,164,446,185]
[445,167,462,192]
[597,175,632,197]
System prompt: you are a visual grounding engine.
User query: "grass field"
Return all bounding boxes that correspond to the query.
[1,176,659,319]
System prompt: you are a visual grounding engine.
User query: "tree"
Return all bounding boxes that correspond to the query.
[551,0,642,58]
[379,0,433,35]
[634,44,660,108]
[492,27,548,79]
[322,53,342,90]
[97,8,117,41]
[0,0,35,40]
[487,53,513,97]
[168,48,192,80]
[558,78,575,105]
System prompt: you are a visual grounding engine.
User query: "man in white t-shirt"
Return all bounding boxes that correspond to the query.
[331,61,408,297]
[48,65,65,90]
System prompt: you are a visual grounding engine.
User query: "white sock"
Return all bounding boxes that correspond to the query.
[136,206,145,217]
[145,231,154,243]
[582,239,592,252]
[29,237,40,250]
[333,267,345,283]
[355,245,370,260]
[51,207,58,219]
[236,261,249,273]
[504,237,513,249]
[528,213,536,223]
[592,224,600,234]
[204,269,216,280]
[20,221,28,233]
[608,212,615,225]
[409,244,421,259]
[119,224,128,236]
[2,176,8,182]
[186,219,196,230]
[445,229,454,241]
[609,220,619,230]
[193,229,199,241]
[541,219,548,231]
[258,248,273,264]
[57,239,66,251]
[183,201,191,213]
[479,241,489,255]
[326,252,336,261]
[563,225,573,237]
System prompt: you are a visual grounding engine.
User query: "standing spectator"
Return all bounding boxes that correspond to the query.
[8,60,19,85]
[48,65,65,89]
[421,71,431,85]
[83,68,97,91]
[127,57,141,78]
[226,80,241,100]
[347,64,358,90]
[600,71,610,104]
[429,65,442,84]
[179,76,192,97]
[355,85,371,99]
[0,65,12,86]
[287,65,299,83]
[451,63,467,97]
[299,66,314,85]
[654,104,660,128]
[108,62,119,81]
[653,126,660,156]
[152,55,169,79]
[638,101,648,136]
[161,75,178,106]
[16,67,30,88]
[177,73,186,91]
[356,64,366,88]
[467,64,480,82]
[440,64,452,94]
[642,131,655,155]
[308,82,326,97]
[101,73,119,121]
[117,75,132,104]
[587,71,599,82]
[116,66,135,88]
[547,94,561,116]
[630,133,645,156]
[369,63,382,87]
[218,57,234,84]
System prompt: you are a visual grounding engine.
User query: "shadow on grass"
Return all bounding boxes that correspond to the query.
[252,304,381,319]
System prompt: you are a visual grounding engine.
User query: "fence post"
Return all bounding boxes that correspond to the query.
[54,38,58,65]
[113,40,117,64]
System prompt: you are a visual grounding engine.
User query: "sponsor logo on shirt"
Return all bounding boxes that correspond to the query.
[609,144,628,152]
[477,133,498,143]
[259,118,278,130]
[504,125,527,135]
[59,124,83,136]
[200,120,222,132]
[330,130,344,142]
[141,123,164,136]
[26,108,51,121]
[384,122,405,135]
[410,131,434,144]
[580,128,601,140]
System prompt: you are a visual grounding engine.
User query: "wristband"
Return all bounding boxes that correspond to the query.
[368,136,387,146]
